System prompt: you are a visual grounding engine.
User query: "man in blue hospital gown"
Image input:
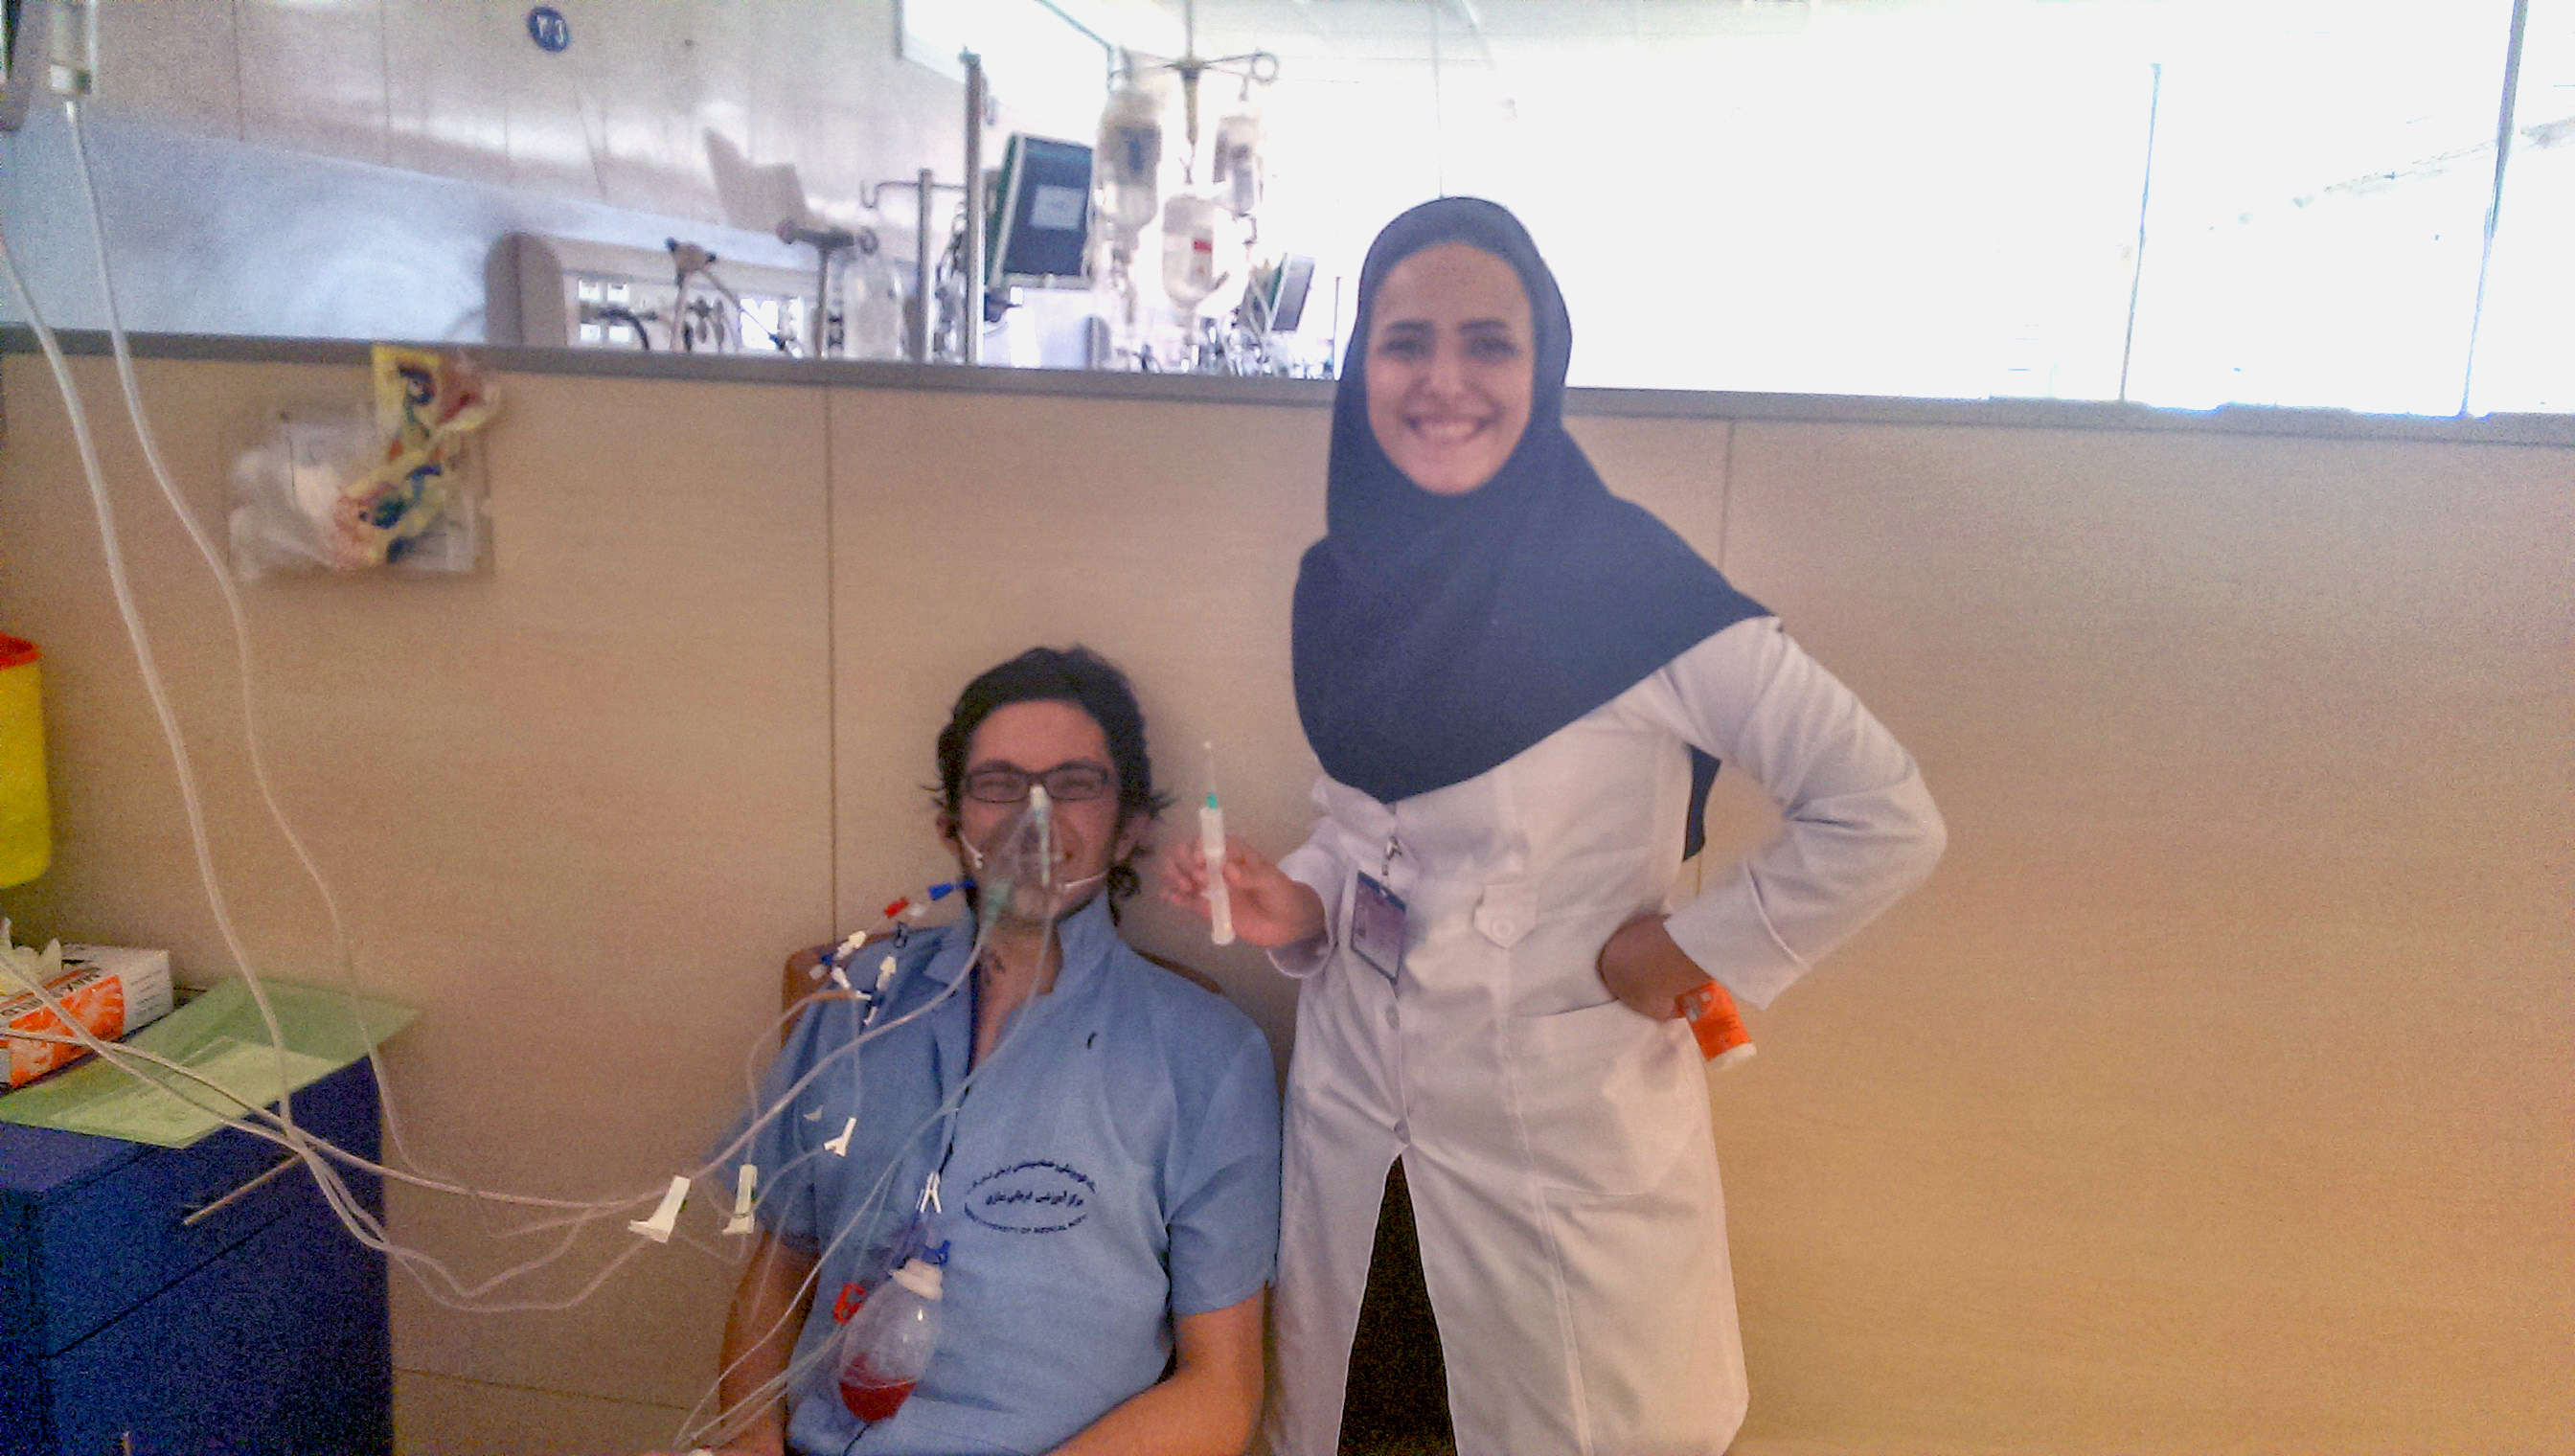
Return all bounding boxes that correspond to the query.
[668,648,1279,1456]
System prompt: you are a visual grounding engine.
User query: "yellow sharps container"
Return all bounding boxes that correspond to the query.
[0,634,51,887]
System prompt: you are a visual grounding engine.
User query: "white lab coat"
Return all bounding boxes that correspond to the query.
[1263,617,1947,1456]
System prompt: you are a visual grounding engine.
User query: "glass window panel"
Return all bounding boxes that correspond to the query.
[1226,0,2538,412]
[901,0,1115,138]
[2124,1,2518,414]
[2469,0,2574,413]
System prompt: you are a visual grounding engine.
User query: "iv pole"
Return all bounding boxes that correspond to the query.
[856,52,991,364]
[964,51,987,366]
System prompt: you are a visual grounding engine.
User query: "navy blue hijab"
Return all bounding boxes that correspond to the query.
[1291,198,1766,853]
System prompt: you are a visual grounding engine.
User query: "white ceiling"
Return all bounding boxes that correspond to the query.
[1154,0,1827,66]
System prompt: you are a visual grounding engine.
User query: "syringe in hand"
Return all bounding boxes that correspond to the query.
[1201,741,1234,945]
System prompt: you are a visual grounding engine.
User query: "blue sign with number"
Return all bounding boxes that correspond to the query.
[527,7,571,53]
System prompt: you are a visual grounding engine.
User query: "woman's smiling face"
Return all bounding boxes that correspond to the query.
[1363,242,1536,496]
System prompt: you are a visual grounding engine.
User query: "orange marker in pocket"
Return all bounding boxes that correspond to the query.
[1679,981,1754,1071]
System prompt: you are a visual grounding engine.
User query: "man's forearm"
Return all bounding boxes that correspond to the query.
[1047,1293,1265,1456]
[715,1234,820,1456]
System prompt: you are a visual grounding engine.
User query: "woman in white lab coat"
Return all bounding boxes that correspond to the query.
[1165,198,1946,1456]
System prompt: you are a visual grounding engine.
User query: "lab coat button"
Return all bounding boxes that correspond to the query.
[1392,1120,1410,1144]
[1383,1006,1400,1030]
[1472,884,1536,947]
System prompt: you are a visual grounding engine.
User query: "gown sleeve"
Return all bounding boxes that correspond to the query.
[1642,617,1947,1008]
[1265,778,1352,980]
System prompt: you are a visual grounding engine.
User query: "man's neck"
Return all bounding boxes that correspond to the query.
[980,921,1058,991]
[974,921,1059,1062]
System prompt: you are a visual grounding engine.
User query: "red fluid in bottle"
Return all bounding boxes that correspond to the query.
[839,1362,917,1422]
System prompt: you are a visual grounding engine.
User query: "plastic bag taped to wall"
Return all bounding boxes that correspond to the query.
[228,347,498,580]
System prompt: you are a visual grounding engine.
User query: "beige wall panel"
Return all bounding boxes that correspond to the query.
[1710,421,2574,1453]
[0,358,835,1413]
[1564,412,1731,561]
[10,356,2565,1452]
[828,388,1336,1061]
[396,1368,686,1455]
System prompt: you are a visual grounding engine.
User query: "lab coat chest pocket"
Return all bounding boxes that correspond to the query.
[1509,1000,1698,1197]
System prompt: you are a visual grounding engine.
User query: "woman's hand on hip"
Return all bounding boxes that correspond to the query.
[1597,913,1710,1020]
[1158,833,1327,949]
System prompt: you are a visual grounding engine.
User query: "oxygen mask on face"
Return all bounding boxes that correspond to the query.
[963,785,1081,928]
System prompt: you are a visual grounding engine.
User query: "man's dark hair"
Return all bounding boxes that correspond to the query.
[935,646,1171,905]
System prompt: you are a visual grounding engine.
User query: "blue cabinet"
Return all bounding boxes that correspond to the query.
[1,1061,392,1455]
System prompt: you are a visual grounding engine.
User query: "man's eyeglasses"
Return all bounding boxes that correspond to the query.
[962,763,1115,805]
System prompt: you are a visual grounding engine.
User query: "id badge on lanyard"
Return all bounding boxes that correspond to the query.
[1352,836,1408,985]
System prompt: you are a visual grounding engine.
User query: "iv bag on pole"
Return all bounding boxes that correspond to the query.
[1095,59,1168,235]
[1212,104,1263,218]
[1161,193,1223,311]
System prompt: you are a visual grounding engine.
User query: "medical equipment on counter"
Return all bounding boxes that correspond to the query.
[0,635,47,887]
[776,219,858,359]
[1204,253,1320,377]
[1244,254,1313,335]
[497,234,823,353]
[844,233,910,359]
[1089,57,1169,355]
[1086,8,1279,370]
[1200,743,1234,945]
[851,49,996,363]
[989,133,1095,292]
[856,169,964,362]
[668,238,804,354]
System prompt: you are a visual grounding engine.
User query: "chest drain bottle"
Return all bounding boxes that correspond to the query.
[834,1248,946,1423]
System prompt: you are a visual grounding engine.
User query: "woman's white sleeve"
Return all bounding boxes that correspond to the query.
[1266,779,1349,980]
[1649,618,1947,1008]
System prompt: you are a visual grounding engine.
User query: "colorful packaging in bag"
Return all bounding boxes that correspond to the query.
[328,346,499,570]
[2,943,176,1089]
[0,635,47,888]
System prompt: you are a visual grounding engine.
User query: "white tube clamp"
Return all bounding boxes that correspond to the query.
[628,1174,691,1242]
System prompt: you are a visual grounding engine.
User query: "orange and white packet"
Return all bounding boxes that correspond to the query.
[2,942,176,1089]
[1679,980,1756,1072]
